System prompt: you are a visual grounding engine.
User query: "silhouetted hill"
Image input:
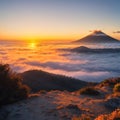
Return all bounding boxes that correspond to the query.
[71,46,120,53]
[74,30,120,43]
[21,70,89,92]
[72,46,90,52]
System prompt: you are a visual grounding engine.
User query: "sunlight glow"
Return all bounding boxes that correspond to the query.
[29,42,37,49]
[0,0,120,40]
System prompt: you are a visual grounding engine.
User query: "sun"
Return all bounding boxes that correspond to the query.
[29,42,36,49]
[27,39,38,49]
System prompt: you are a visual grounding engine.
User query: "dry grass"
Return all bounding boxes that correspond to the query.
[72,114,91,120]
[100,78,120,87]
[78,87,100,96]
[113,83,120,93]
[95,109,120,120]
[38,90,47,94]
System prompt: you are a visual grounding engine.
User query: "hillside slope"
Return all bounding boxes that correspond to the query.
[1,78,120,120]
[21,70,88,92]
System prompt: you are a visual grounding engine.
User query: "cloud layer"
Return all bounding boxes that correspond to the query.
[113,31,120,34]
[0,40,120,82]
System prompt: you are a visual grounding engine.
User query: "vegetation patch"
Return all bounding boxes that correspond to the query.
[66,104,80,111]
[78,87,100,96]
[38,90,47,94]
[113,83,120,92]
[95,109,120,120]
[100,78,120,87]
[72,114,92,120]
[0,64,30,106]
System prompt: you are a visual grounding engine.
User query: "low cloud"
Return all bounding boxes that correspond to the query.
[17,58,27,61]
[113,31,120,34]
[25,57,120,73]
[89,30,102,32]
[25,61,83,71]
[71,71,116,82]
[0,51,7,55]
[24,60,120,82]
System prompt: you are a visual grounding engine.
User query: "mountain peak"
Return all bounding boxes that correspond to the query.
[91,30,106,36]
[74,30,120,43]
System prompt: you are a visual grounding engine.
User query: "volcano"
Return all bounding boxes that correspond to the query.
[74,31,120,43]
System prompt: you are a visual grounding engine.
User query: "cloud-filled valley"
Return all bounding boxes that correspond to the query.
[0,40,120,82]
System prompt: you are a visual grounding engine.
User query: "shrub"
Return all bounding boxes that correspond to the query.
[78,87,100,96]
[113,83,120,92]
[95,109,120,120]
[66,104,80,111]
[72,114,91,120]
[100,78,120,87]
[38,90,47,94]
[0,64,30,106]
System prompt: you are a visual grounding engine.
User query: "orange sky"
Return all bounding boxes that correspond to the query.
[0,30,119,41]
[0,0,120,41]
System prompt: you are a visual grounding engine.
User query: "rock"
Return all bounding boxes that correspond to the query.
[104,97,120,110]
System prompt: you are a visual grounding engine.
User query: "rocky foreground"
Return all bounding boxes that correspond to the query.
[1,77,120,120]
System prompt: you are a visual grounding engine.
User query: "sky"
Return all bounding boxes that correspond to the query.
[0,0,120,41]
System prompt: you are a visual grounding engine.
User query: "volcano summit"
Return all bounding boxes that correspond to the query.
[74,31,120,43]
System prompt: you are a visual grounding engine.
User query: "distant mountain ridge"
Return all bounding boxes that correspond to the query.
[71,46,120,53]
[74,31,120,43]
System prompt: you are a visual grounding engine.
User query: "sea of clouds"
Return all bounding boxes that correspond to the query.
[0,40,120,82]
